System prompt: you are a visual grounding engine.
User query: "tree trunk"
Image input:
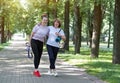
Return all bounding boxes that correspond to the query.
[64,0,70,51]
[52,0,57,18]
[74,1,82,54]
[107,1,112,48]
[91,2,102,58]
[46,0,50,25]
[87,8,93,48]
[0,16,5,43]
[112,0,120,64]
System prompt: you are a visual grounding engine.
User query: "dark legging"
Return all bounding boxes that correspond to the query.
[31,39,43,69]
[47,44,59,69]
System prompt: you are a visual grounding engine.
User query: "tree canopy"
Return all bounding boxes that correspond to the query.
[1,0,120,64]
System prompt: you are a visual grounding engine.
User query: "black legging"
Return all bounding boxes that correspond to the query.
[47,44,59,69]
[31,39,43,69]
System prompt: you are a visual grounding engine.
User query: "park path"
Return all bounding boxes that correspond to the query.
[0,33,107,83]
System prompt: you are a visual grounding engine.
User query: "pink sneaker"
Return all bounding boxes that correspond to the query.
[33,70,41,77]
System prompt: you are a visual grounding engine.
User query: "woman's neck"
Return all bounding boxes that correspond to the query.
[54,26,59,28]
[41,23,46,26]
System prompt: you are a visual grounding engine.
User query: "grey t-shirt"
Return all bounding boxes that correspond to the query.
[32,24,49,42]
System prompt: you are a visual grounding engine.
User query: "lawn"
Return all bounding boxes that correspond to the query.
[58,45,120,83]
[0,42,10,51]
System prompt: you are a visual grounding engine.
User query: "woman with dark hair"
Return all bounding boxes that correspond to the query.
[30,14,49,77]
[46,19,66,76]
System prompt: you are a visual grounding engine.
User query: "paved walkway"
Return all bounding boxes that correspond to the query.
[0,33,107,83]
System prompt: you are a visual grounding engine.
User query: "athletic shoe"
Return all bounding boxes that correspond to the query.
[47,69,53,75]
[53,70,58,77]
[33,70,41,77]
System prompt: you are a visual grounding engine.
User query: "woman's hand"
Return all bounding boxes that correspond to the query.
[55,32,66,41]
[55,32,61,36]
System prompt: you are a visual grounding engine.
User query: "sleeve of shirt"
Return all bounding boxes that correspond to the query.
[60,29,65,36]
[47,26,52,34]
[46,26,50,36]
[32,25,38,33]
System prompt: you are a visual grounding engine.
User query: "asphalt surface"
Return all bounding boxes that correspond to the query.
[0,33,107,83]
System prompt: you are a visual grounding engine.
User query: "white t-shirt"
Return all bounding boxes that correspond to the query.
[32,24,49,42]
[47,26,65,48]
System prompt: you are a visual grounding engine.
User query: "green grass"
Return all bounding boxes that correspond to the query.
[0,42,10,51]
[58,47,120,83]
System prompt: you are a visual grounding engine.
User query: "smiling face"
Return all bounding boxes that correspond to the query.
[54,21,60,28]
[53,19,61,28]
[41,17,48,26]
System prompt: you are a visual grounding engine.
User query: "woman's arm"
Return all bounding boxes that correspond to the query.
[29,32,35,45]
[60,35,66,41]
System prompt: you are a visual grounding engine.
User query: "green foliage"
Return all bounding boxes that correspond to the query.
[58,45,120,83]
[0,0,115,40]
[0,42,10,51]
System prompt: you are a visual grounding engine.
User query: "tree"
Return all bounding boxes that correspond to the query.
[0,17,4,43]
[0,0,7,43]
[64,0,70,51]
[86,6,93,48]
[73,0,82,54]
[112,0,120,64]
[46,0,50,25]
[52,0,58,18]
[91,1,102,58]
[107,1,113,48]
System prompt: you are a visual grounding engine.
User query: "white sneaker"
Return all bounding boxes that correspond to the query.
[53,70,58,77]
[47,70,53,75]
